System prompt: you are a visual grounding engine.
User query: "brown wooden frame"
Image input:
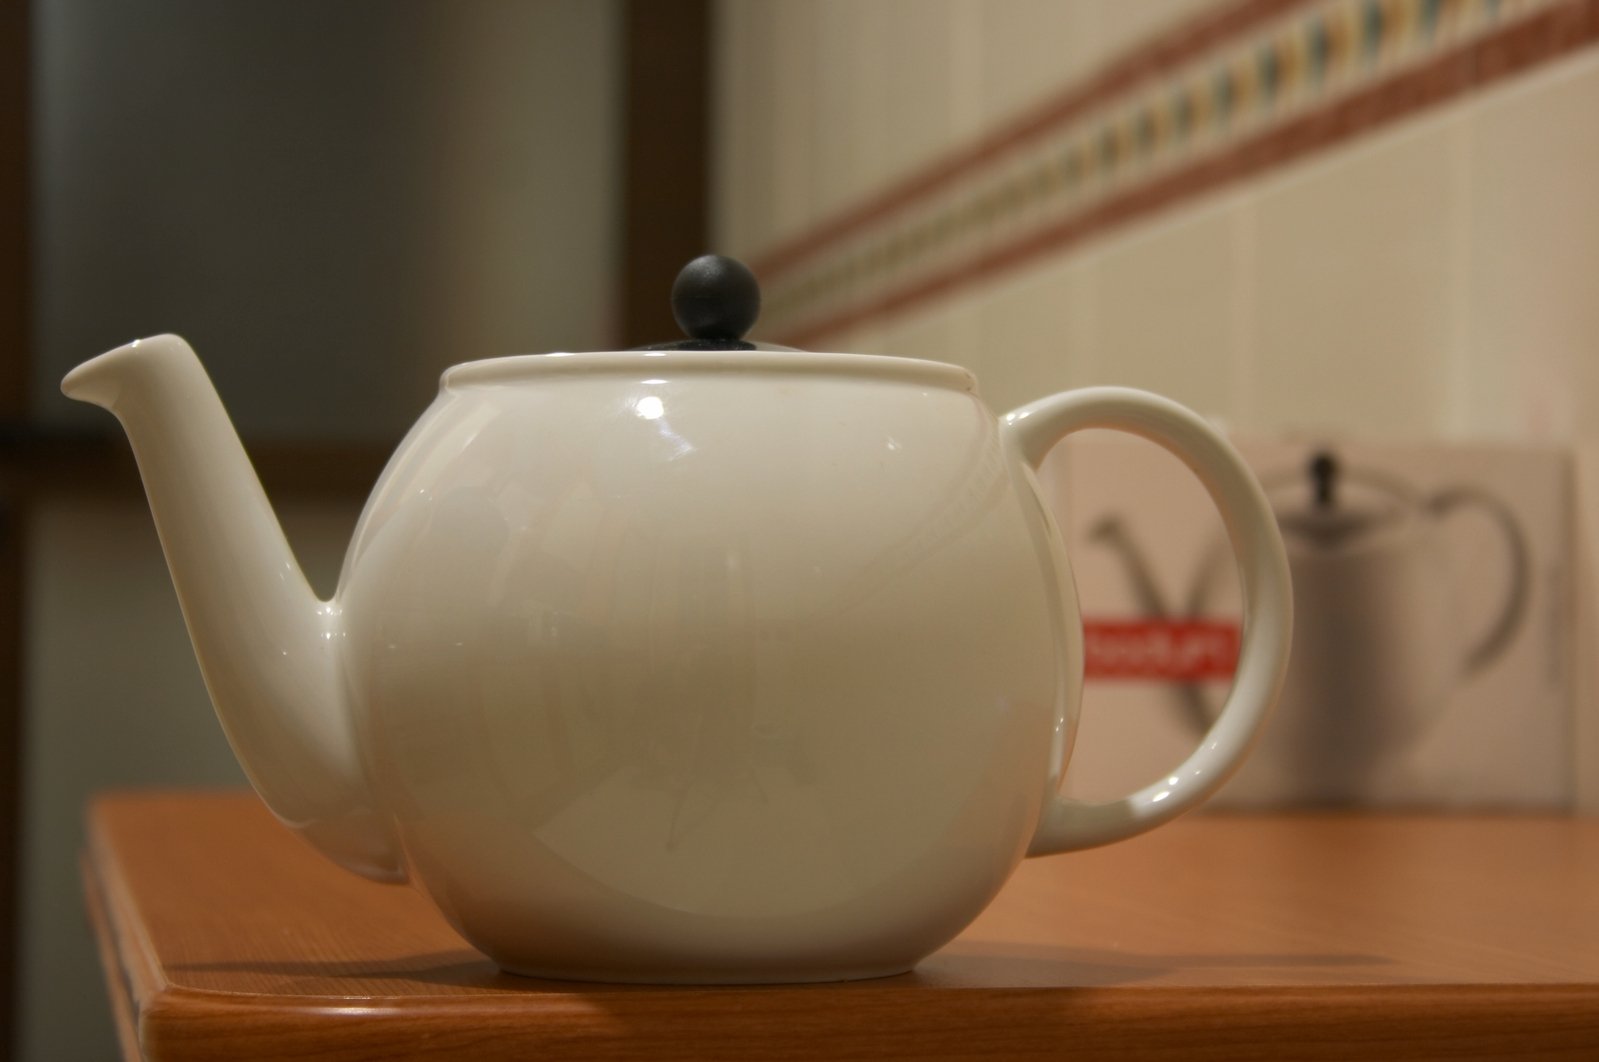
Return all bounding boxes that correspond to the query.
[0,0,31,1049]
[620,0,710,348]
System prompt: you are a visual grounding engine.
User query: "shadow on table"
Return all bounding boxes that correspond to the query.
[917,940,1391,987]
[173,940,1391,996]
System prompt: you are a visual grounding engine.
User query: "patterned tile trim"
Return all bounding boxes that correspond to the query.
[754,0,1599,348]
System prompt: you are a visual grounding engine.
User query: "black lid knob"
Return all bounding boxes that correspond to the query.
[671,255,760,346]
[1309,451,1339,510]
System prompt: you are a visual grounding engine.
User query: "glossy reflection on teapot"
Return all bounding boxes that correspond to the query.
[61,256,1292,982]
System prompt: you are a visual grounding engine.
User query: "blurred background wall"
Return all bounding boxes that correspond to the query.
[4,0,1598,1057]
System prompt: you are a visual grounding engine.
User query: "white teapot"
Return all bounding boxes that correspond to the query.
[63,256,1291,983]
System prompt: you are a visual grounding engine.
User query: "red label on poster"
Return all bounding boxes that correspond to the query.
[1081,619,1240,681]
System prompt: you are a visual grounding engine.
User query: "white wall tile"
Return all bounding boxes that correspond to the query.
[1248,112,1468,437]
[818,315,896,357]
[971,253,1093,414]
[810,0,976,222]
[975,0,1100,126]
[769,0,823,246]
[715,0,824,254]
[1078,196,1247,420]
[1464,53,1599,817]
[1463,52,1599,441]
[1091,0,1229,61]
[877,291,985,376]
[810,0,869,223]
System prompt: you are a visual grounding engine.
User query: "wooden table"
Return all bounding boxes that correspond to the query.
[84,791,1599,1061]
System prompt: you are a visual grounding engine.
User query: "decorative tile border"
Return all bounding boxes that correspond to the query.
[753,0,1599,348]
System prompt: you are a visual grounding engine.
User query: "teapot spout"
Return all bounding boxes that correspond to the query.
[63,335,404,882]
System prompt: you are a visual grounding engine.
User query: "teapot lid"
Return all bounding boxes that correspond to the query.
[1271,451,1413,550]
[445,253,974,391]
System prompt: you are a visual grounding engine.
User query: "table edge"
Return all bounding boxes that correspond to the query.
[124,981,1599,1062]
[81,849,143,1062]
[82,793,1599,1060]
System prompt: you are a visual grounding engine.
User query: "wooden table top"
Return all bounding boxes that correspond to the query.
[85,791,1599,1061]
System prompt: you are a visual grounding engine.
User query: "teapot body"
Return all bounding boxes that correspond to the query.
[63,261,1290,984]
[335,353,1073,980]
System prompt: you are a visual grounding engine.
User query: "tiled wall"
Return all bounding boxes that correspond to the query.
[714,0,1599,442]
[713,0,1599,808]
[715,0,1222,257]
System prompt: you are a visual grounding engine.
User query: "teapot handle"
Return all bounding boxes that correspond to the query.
[1427,486,1531,675]
[1002,388,1292,854]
